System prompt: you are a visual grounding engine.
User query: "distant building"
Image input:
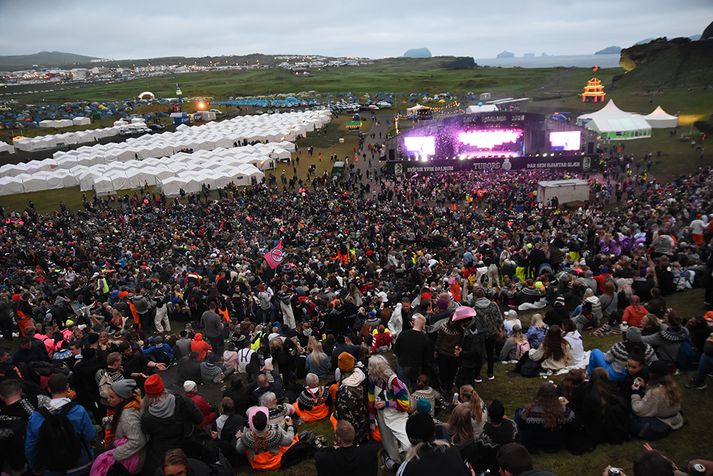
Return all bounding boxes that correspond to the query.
[580,77,606,103]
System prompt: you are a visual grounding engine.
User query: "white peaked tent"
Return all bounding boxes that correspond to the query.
[577,100,651,140]
[644,106,678,128]
[466,104,498,114]
[0,141,15,154]
[93,176,115,195]
[22,173,50,193]
[0,176,25,196]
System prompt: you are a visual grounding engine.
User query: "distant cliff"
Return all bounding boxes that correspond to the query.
[616,36,713,88]
[595,46,621,55]
[496,51,514,59]
[403,48,432,58]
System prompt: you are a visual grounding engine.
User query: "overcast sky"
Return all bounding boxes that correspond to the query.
[0,0,709,59]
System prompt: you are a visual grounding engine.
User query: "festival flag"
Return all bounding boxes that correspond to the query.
[264,241,285,269]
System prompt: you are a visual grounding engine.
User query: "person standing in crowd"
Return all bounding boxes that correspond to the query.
[0,379,50,474]
[435,306,470,393]
[200,301,224,355]
[257,283,275,325]
[393,314,431,390]
[25,374,96,476]
[471,288,503,382]
[140,374,203,475]
[98,379,146,475]
[367,355,411,470]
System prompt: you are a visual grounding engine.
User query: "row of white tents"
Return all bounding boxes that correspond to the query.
[577,100,678,140]
[2,110,329,179]
[39,117,91,128]
[12,119,134,152]
[0,141,15,154]
[0,141,297,196]
[0,110,330,197]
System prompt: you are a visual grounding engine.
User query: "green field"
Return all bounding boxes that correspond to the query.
[2,58,713,210]
[12,59,622,103]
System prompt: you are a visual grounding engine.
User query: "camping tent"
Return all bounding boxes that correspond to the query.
[576,100,651,140]
[644,106,678,128]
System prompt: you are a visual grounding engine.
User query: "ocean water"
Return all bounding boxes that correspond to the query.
[474,54,621,68]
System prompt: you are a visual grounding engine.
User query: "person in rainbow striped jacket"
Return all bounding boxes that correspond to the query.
[367,355,411,470]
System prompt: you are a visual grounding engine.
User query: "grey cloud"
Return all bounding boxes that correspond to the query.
[0,0,709,59]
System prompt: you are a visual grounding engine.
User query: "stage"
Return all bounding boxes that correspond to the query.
[384,111,598,175]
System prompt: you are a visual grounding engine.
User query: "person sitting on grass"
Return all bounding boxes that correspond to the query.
[258,391,295,428]
[293,373,331,422]
[183,380,217,429]
[314,420,378,476]
[499,325,530,362]
[629,361,684,441]
[525,313,547,349]
[514,382,576,454]
[408,374,443,418]
[235,406,296,471]
[496,443,557,476]
[588,327,657,382]
[397,411,470,476]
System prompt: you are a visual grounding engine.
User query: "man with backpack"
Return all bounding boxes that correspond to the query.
[25,373,96,476]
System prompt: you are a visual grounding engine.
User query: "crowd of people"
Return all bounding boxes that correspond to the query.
[0,132,712,476]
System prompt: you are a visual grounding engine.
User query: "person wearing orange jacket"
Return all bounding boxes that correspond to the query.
[190,333,212,361]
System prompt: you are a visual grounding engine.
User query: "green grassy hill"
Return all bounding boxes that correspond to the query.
[0,51,100,69]
[12,58,621,103]
[617,38,713,89]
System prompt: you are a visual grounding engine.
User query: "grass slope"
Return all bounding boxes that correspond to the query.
[255,290,712,476]
[14,60,622,104]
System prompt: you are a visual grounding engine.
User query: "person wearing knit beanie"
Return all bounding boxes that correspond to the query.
[338,352,356,373]
[144,373,165,397]
[111,378,137,400]
[183,380,198,393]
[247,406,270,434]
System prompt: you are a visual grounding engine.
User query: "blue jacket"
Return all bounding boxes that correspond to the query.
[142,343,174,362]
[25,399,96,476]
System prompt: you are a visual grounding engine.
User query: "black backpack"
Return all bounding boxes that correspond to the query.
[36,403,83,471]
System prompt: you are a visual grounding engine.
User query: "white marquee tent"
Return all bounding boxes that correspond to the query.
[1,110,327,196]
[644,106,678,129]
[577,100,651,140]
[466,104,498,114]
[0,141,15,154]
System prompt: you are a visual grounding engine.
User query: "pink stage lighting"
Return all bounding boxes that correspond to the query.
[549,131,581,151]
[457,129,523,149]
[404,136,436,156]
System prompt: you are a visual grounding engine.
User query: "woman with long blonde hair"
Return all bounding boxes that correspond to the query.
[367,355,411,468]
[457,384,488,438]
[305,341,331,378]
